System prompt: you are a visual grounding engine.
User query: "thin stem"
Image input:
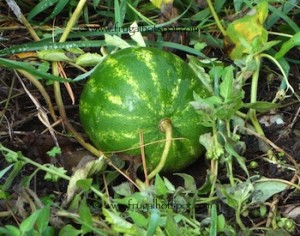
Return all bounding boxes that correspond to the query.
[260,53,295,98]
[226,154,234,186]
[59,0,87,43]
[0,143,70,181]
[209,159,218,198]
[206,0,227,36]
[236,205,246,231]
[52,0,103,157]
[268,31,293,38]
[53,0,87,119]
[5,0,40,41]
[148,119,172,180]
[209,121,219,197]
[249,56,265,136]
[0,143,109,202]
[139,129,149,187]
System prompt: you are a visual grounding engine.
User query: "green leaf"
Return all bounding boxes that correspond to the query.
[2,161,25,191]
[47,146,61,158]
[225,141,249,177]
[173,195,188,213]
[35,205,51,233]
[37,61,50,79]
[191,94,223,125]
[225,0,269,59]
[200,133,224,160]
[114,191,154,211]
[266,1,299,31]
[0,164,13,179]
[188,56,213,94]
[258,40,281,54]
[129,21,146,47]
[209,204,218,236]
[217,181,254,209]
[28,0,59,20]
[58,224,81,236]
[163,177,175,193]
[243,101,279,112]
[164,214,180,236]
[217,214,226,233]
[146,209,160,236]
[155,174,168,196]
[0,41,106,57]
[220,66,234,102]
[103,208,143,234]
[104,34,131,49]
[44,165,66,182]
[37,49,75,62]
[174,173,196,192]
[148,41,207,57]
[252,179,288,203]
[0,225,21,236]
[0,58,70,82]
[76,178,93,191]
[216,99,243,120]
[129,211,148,227]
[268,4,300,32]
[275,31,300,59]
[198,171,213,195]
[112,182,133,197]
[42,0,69,24]
[19,209,41,234]
[75,53,103,66]
[79,198,93,234]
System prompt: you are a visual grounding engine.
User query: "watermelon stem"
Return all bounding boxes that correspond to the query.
[148,119,173,180]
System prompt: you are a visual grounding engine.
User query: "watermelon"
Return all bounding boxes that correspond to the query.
[79,47,210,172]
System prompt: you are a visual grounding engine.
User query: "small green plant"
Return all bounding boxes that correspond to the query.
[0,205,55,236]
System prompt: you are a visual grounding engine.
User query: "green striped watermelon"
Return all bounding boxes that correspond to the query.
[79,47,210,172]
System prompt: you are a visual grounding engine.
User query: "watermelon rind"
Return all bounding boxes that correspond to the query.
[79,47,210,172]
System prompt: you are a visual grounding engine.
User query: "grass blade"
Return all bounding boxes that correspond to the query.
[28,0,59,21]
[0,58,71,82]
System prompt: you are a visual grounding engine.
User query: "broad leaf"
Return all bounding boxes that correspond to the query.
[37,49,75,62]
[129,211,148,227]
[146,209,160,236]
[155,174,168,196]
[113,182,133,197]
[220,66,234,102]
[217,181,254,209]
[35,205,51,233]
[174,173,196,192]
[225,0,268,60]
[79,198,93,234]
[20,209,42,234]
[275,31,300,59]
[252,179,288,203]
